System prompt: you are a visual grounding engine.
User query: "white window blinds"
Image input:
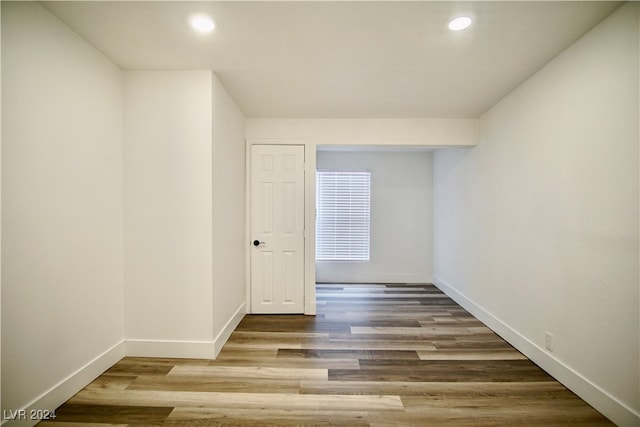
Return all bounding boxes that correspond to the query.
[316,170,371,261]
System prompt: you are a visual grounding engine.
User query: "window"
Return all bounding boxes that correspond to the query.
[316,170,371,261]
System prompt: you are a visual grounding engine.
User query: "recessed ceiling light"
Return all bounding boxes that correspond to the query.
[190,14,216,33]
[448,16,473,31]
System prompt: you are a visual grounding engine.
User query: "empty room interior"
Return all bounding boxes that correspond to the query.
[1,1,638,426]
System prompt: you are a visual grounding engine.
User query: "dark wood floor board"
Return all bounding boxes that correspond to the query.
[52,403,173,424]
[300,380,570,397]
[43,283,613,426]
[39,423,128,427]
[320,301,444,309]
[299,338,439,351]
[103,360,174,376]
[213,347,279,359]
[330,333,458,343]
[350,326,490,337]
[434,339,517,350]
[418,319,487,327]
[348,320,423,328]
[322,312,441,322]
[417,349,527,360]
[222,334,309,349]
[319,299,456,306]
[209,355,361,369]
[369,412,614,427]
[277,348,420,361]
[383,289,444,294]
[229,330,331,340]
[118,357,211,366]
[399,394,597,410]
[398,396,615,424]
[327,366,552,383]
[85,374,137,391]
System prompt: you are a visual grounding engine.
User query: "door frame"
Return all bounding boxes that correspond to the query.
[245,139,316,315]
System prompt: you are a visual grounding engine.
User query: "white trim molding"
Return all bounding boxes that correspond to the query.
[433,276,640,427]
[212,302,246,357]
[0,341,125,427]
[125,302,246,360]
[124,339,217,359]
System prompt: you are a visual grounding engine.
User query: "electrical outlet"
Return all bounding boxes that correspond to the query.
[545,331,554,352]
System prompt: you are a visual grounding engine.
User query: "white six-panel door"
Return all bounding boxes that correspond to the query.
[250,145,305,313]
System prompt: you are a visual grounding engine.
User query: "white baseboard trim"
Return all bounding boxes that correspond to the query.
[125,302,246,360]
[212,302,246,358]
[433,275,640,427]
[1,340,125,427]
[124,339,217,359]
[305,300,317,316]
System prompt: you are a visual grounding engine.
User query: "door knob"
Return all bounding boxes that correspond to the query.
[253,240,264,246]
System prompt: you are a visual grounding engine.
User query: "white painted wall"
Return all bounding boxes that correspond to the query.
[1,2,247,418]
[433,4,639,426]
[246,118,477,147]
[2,0,125,415]
[123,71,215,356]
[211,75,246,350]
[123,70,246,358]
[317,150,432,283]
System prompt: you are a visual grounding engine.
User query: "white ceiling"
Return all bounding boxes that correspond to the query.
[41,1,621,119]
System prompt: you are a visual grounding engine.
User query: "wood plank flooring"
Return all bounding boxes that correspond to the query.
[41,284,613,426]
